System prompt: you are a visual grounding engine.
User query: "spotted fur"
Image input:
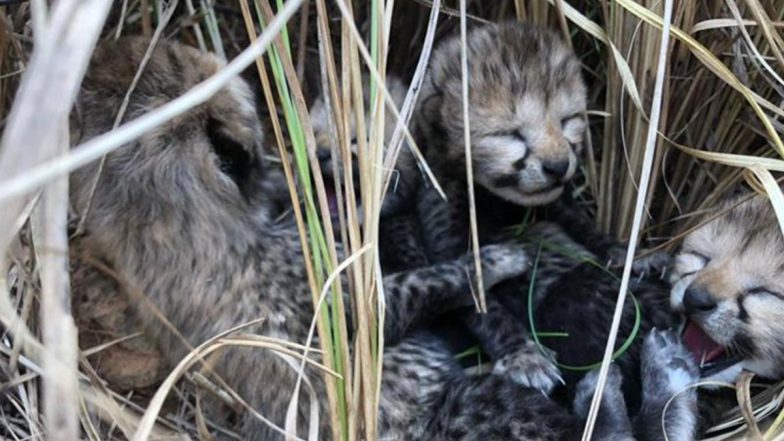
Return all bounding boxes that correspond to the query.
[406,329,698,441]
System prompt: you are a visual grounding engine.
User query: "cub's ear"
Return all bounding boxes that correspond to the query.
[205,116,267,203]
[206,117,254,189]
[416,77,445,131]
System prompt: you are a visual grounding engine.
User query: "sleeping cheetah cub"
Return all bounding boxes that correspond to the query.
[672,193,784,383]
[410,21,587,393]
[670,192,784,433]
[70,38,528,440]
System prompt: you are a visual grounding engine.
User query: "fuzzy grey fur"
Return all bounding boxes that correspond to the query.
[634,330,699,441]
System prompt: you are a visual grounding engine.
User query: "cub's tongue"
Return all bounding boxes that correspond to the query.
[683,321,725,364]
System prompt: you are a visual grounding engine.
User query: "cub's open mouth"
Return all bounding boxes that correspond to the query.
[682,320,742,377]
[321,173,362,221]
[323,178,340,218]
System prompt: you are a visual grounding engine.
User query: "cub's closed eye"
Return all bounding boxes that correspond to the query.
[746,287,784,300]
[677,250,710,276]
[684,251,710,264]
[491,131,527,144]
[560,113,583,127]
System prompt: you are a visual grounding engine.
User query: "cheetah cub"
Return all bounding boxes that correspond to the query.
[309,74,432,272]
[406,21,699,441]
[310,74,420,220]
[70,38,528,440]
[672,193,784,383]
[410,21,587,393]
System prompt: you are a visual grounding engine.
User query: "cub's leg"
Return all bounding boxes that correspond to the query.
[634,330,699,441]
[462,300,562,394]
[381,243,528,344]
[458,222,592,393]
[415,174,470,263]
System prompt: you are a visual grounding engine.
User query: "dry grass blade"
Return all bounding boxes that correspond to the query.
[691,18,784,33]
[736,371,764,441]
[764,384,784,439]
[31,120,79,441]
[612,0,784,155]
[545,0,644,110]
[749,167,784,235]
[132,320,336,441]
[723,0,783,88]
[672,143,784,172]
[457,0,486,312]
[742,0,784,74]
[0,3,110,436]
[383,0,440,199]
[582,0,674,438]
[81,333,146,357]
[285,244,371,441]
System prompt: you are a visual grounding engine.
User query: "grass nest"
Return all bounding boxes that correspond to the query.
[0,0,783,440]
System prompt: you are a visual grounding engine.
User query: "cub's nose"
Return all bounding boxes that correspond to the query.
[683,285,717,314]
[316,148,332,163]
[541,159,570,179]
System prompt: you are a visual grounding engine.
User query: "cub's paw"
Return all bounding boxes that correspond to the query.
[492,342,561,394]
[641,329,699,399]
[471,243,529,287]
[633,251,672,278]
[608,247,672,278]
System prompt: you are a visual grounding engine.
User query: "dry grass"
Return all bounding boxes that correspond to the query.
[0,0,782,440]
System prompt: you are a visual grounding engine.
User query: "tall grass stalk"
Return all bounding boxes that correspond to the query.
[0,2,111,441]
[581,0,673,438]
[244,2,350,439]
